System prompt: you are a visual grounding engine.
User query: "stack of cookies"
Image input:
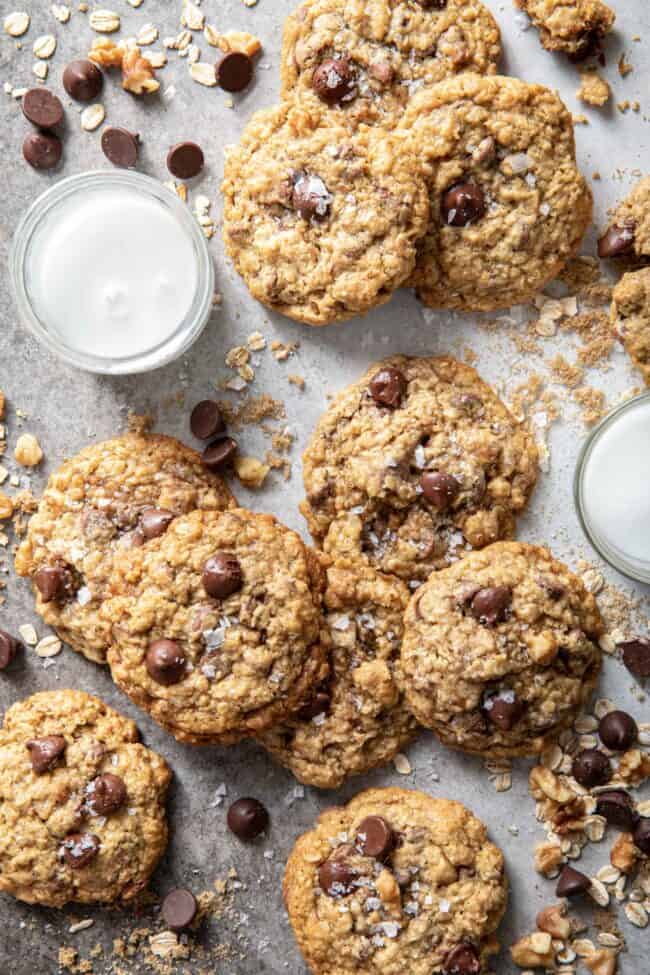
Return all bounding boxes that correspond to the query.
[222,0,593,325]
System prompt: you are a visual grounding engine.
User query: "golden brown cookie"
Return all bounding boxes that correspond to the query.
[398,73,593,311]
[399,542,602,757]
[598,176,650,263]
[257,555,417,788]
[104,508,328,745]
[0,690,170,908]
[516,0,615,58]
[284,787,507,975]
[301,356,538,583]
[222,96,429,325]
[15,434,235,664]
[611,268,650,385]
[281,0,501,127]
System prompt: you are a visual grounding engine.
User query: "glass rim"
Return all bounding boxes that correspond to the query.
[9,169,214,376]
[573,391,650,585]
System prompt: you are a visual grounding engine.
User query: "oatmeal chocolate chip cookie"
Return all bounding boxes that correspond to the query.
[399,542,602,758]
[515,0,615,58]
[222,97,429,326]
[15,434,235,665]
[284,787,507,975]
[611,268,650,385]
[598,176,650,263]
[0,690,170,908]
[398,74,593,312]
[257,556,417,789]
[301,356,538,583]
[103,508,328,745]
[281,0,501,126]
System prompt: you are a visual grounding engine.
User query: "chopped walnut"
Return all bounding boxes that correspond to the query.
[0,492,13,520]
[536,902,571,940]
[534,841,564,877]
[530,766,576,804]
[88,37,124,68]
[611,833,638,874]
[617,749,650,786]
[375,868,401,914]
[578,71,611,107]
[233,455,269,489]
[584,948,618,975]
[217,31,261,58]
[510,931,555,968]
[121,45,160,94]
[14,433,42,467]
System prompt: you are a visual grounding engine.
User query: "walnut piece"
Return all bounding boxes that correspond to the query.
[530,766,576,804]
[121,46,160,94]
[0,492,13,520]
[233,455,269,489]
[611,832,639,874]
[217,31,261,58]
[534,841,564,877]
[511,931,555,968]
[14,433,42,467]
[88,37,124,68]
[536,902,571,940]
[617,748,650,786]
[584,948,618,975]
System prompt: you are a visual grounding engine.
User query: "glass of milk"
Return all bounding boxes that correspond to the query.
[574,393,650,583]
[10,171,214,374]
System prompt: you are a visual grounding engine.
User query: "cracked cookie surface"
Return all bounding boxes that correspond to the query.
[598,176,650,264]
[284,787,507,975]
[301,356,538,584]
[281,0,501,127]
[399,542,602,757]
[611,268,650,385]
[222,97,429,326]
[257,556,417,789]
[398,74,593,311]
[515,0,615,57]
[0,690,170,908]
[15,434,235,664]
[104,509,328,745]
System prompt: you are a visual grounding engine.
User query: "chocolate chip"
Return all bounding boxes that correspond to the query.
[0,630,19,670]
[441,182,486,227]
[26,735,66,774]
[556,865,591,898]
[101,127,139,168]
[619,638,650,679]
[369,367,407,408]
[202,437,238,472]
[216,51,253,92]
[355,816,395,860]
[471,586,511,625]
[62,60,103,102]
[203,553,243,599]
[598,710,638,751]
[596,790,638,831]
[419,0,448,7]
[297,689,331,721]
[598,222,636,259]
[443,943,481,975]
[312,57,356,104]
[291,172,332,220]
[145,639,186,686]
[22,88,64,129]
[162,888,198,932]
[140,508,174,540]
[227,797,268,840]
[572,749,612,789]
[190,400,225,440]
[23,131,62,171]
[33,564,73,603]
[318,853,357,897]
[482,689,525,731]
[167,141,204,180]
[86,773,127,816]
[62,832,100,868]
[420,471,460,510]
[633,818,650,856]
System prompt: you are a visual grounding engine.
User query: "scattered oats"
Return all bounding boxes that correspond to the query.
[68,919,94,934]
[181,1,204,30]
[33,62,49,80]
[393,753,412,775]
[3,82,12,95]
[34,34,57,58]
[149,931,179,959]
[541,745,564,771]
[136,23,158,45]
[190,62,216,86]
[12,86,27,98]
[597,934,621,949]
[597,866,621,885]
[89,9,120,33]
[579,734,598,750]
[495,772,512,792]
[625,902,648,928]
[127,0,143,6]
[588,878,610,907]
[34,635,62,658]
[18,623,37,646]
[247,331,266,352]
[80,103,105,130]
[574,715,598,734]
[582,568,604,595]
[618,53,633,78]
[144,50,167,68]
[585,815,607,843]
[14,434,42,467]
[4,12,30,37]
[594,699,615,719]
[51,5,71,24]
[204,24,220,46]
[188,43,200,64]
[637,800,650,817]
[573,938,597,957]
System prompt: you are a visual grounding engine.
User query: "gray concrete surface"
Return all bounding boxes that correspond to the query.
[0,1,649,972]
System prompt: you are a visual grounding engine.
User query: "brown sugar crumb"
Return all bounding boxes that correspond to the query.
[578,71,611,107]
[265,450,292,481]
[216,394,286,430]
[617,100,631,114]
[618,53,633,77]
[288,373,305,390]
[549,355,584,388]
[271,427,294,454]
[127,412,154,435]
[572,385,606,425]
[573,113,589,125]
[270,340,299,361]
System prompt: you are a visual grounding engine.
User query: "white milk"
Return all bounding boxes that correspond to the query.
[580,396,650,574]
[26,186,198,359]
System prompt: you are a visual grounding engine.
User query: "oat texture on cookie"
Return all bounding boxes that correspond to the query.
[515,0,615,57]
[284,787,507,975]
[611,268,650,385]
[103,508,328,745]
[14,434,236,664]
[280,0,501,126]
[222,97,429,325]
[399,73,593,311]
[0,690,170,908]
[257,555,417,788]
[399,542,603,757]
[301,356,538,583]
